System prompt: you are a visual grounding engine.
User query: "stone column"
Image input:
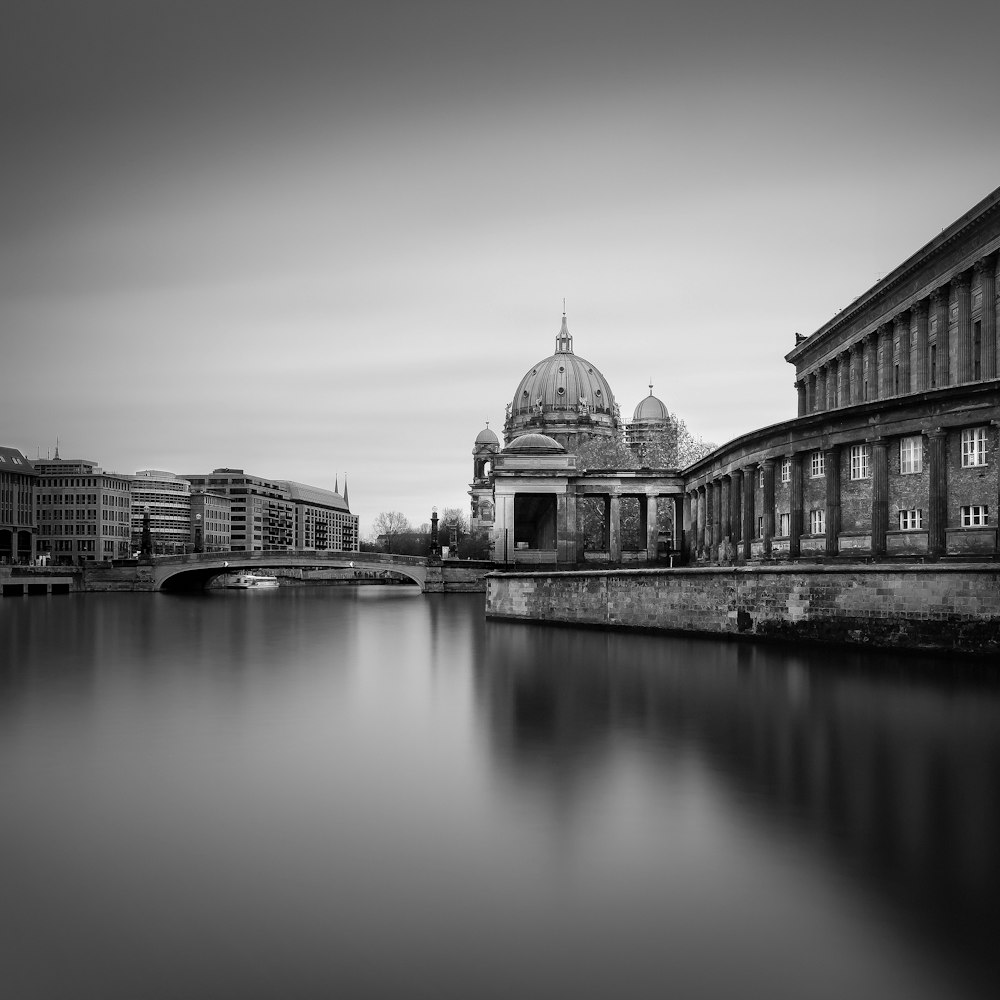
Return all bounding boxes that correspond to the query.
[795,381,806,417]
[931,287,950,386]
[682,491,693,561]
[911,298,929,391]
[815,367,827,412]
[645,495,658,562]
[696,488,706,557]
[731,469,743,556]
[824,445,840,557]
[789,452,803,559]
[741,467,754,562]
[894,312,910,395]
[927,429,948,559]
[977,256,997,380]
[762,459,775,559]
[863,333,877,401]
[712,480,723,561]
[994,255,1000,381]
[827,360,838,410]
[878,324,893,398]
[953,271,972,383]
[608,493,621,563]
[720,476,732,545]
[849,341,862,404]
[870,438,888,559]
[837,353,849,408]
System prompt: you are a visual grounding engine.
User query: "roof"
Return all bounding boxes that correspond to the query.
[632,386,669,422]
[504,433,566,454]
[0,446,34,472]
[475,425,500,446]
[282,480,351,512]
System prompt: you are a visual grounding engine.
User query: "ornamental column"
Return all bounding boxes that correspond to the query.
[720,476,732,547]
[953,271,972,383]
[878,323,894,398]
[931,287,950,386]
[977,256,997,379]
[788,452,803,559]
[894,312,910,395]
[741,466,754,562]
[712,479,722,561]
[849,341,862,404]
[870,438,889,559]
[682,491,693,561]
[608,493,621,563]
[815,367,827,412]
[837,353,849,407]
[762,459,776,559]
[824,445,840,557]
[927,429,948,558]
[645,495,658,561]
[696,487,706,557]
[795,381,806,417]
[911,298,929,391]
[731,468,743,558]
[863,333,877,400]
[827,359,839,409]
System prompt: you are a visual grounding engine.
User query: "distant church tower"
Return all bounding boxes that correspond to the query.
[469,422,499,532]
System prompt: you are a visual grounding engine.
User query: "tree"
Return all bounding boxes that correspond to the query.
[370,511,412,553]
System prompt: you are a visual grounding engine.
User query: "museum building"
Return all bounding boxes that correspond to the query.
[685,184,1000,563]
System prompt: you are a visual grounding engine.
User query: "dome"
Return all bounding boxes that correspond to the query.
[633,385,669,422]
[504,433,566,454]
[475,425,500,447]
[505,313,619,447]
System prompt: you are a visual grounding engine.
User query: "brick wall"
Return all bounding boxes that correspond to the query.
[487,565,1000,656]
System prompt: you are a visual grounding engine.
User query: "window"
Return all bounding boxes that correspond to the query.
[850,444,870,480]
[930,344,937,387]
[810,509,825,534]
[810,451,825,477]
[780,458,791,483]
[973,321,982,380]
[759,470,765,488]
[961,505,989,527]
[779,512,790,536]
[757,515,764,538]
[898,509,923,530]
[961,427,988,467]
[899,436,922,474]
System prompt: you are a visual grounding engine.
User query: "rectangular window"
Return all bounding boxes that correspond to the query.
[930,345,937,387]
[779,512,790,536]
[973,321,982,380]
[780,458,791,483]
[850,444,870,480]
[899,435,922,474]
[961,427,988,467]
[961,505,989,527]
[759,470,765,488]
[757,515,764,538]
[810,509,825,534]
[898,509,923,530]
[810,451,825,478]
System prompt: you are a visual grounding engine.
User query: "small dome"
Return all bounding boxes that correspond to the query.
[633,385,669,422]
[475,425,500,446]
[504,433,566,454]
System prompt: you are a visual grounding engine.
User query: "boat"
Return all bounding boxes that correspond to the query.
[227,571,279,589]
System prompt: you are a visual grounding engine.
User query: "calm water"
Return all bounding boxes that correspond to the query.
[1,588,998,1000]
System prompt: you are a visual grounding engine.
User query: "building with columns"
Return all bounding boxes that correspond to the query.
[684,184,1000,564]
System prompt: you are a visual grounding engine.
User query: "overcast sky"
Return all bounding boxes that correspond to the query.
[3,1,999,534]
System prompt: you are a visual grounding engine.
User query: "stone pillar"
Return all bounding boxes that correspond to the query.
[795,381,806,417]
[978,256,997,380]
[894,312,910,395]
[837,354,849,408]
[994,255,1000,381]
[849,342,862,404]
[927,429,948,559]
[815,367,827,412]
[953,271,972,383]
[863,333,877,401]
[826,361,837,410]
[696,488,706,557]
[762,459,775,559]
[643,495,657,561]
[720,476,732,545]
[911,298,929,391]
[682,491,693,561]
[870,438,888,559]
[741,466,754,562]
[824,445,840,557]
[731,469,743,555]
[788,452,803,559]
[878,324,893,398]
[931,287,950,386]
[608,493,621,563]
[557,494,578,564]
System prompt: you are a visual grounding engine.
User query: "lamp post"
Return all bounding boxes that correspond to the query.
[141,505,152,559]
[194,513,203,553]
[430,508,440,557]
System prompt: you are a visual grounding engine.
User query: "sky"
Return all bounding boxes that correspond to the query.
[3,0,1000,535]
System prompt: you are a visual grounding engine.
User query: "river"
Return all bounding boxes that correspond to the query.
[1,587,998,999]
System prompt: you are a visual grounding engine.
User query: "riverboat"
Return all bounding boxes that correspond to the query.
[227,571,279,589]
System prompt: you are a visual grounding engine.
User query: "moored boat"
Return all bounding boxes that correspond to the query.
[227,571,279,589]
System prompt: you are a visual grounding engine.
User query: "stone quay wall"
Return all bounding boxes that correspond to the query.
[486,564,1000,657]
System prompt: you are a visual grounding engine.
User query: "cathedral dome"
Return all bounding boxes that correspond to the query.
[505,313,619,449]
[504,433,565,454]
[475,425,500,447]
[633,385,669,422]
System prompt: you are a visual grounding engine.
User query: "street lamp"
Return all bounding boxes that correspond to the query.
[141,505,152,559]
[194,513,203,553]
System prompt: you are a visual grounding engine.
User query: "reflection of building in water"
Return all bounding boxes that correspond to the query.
[479,625,1000,990]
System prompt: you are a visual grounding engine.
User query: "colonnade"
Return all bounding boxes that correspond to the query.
[795,254,1000,416]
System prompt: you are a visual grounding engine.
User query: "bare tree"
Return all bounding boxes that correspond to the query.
[371,511,412,553]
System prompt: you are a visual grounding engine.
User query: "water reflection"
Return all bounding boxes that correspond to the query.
[480,623,1000,997]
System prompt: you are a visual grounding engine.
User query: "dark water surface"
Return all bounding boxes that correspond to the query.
[1,588,998,1000]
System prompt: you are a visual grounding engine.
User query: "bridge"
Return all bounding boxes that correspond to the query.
[151,550,435,591]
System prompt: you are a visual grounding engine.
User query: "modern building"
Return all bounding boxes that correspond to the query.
[0,446,37,564]
[129,471,192,554]
[684,183,1000,564]
[33,454,132,563]
[180,469,358,553]
[189,491,231,552]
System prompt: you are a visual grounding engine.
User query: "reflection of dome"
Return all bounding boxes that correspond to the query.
[633,385,669,422]
[475,425,500,447]
[504,433,566,454]
[505,313,619,449]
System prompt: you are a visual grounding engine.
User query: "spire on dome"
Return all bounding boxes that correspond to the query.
[555,309,574,354]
